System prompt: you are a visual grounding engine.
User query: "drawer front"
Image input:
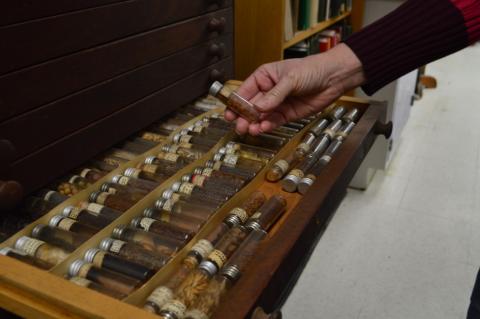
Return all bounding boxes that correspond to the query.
[213,99,390,319]
[0,0,232,72]
[9,58,233,193]
[0,8,233,122]
[0,35,233,162]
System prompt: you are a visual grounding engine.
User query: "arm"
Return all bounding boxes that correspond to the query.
[229,0,480,135]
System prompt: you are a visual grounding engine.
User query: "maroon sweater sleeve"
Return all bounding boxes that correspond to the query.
[344,0,480,95]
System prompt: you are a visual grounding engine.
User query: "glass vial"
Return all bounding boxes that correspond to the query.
[130,217,193,244]
[68,259,141,295]
[100,182,148,202]
[89,191,136,212]
[267,152,301,182]
[100,237,170,271]
[78,201,122,221]
[123,167,166,184]
[49,215,98,237]
[62,205,113,229]
[79,168,106,183]
[245,195,287,232]
[15,236,69,267]
[112,174,159,192]
[223,191,267,227]
[0,247,52,270]
[37,189,68,206]
[209,81,260,123]
[32,224,89,252]
[112,225,181,257]
[143,207,204,234]
[84,248,154,282]
[69,276,127,300]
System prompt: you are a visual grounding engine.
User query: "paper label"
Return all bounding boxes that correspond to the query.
[80,169,92,178]
[250,211,262,220]
[87,203,104,215]
[193,126,204,133]
[68,207,82,219]
[57,218,76,231]
[289,169,304,179]
[21,238,44,256]
[213,161,222,170]
[223,154,238,166]
[191,175,207,186]
[179,135,192,144]
[164,153,180,162]
[178,142,193,149]
[191,239,214,258]
[225,147,236,154]
[168,145,180,153]
[274,159,289,174]
[162,199,173,212]
[171,193,181,202]
[110,240,126,253]
[96,192,110,205]
[128,168,142,178]
[208,249,227,268]
[117,176,130,186]
[179,182,195,195]
[140,218,156,231]
[230,207,249,223]
[70,277,91,287]
[147,286,173,306]
[106,187,117,194]
[160,213,170,223]
[142,164,158,174]
[202,168,214,177]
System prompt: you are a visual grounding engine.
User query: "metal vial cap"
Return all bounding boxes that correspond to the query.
[123,167,136,177]
[198,260,218,276]
[155,198,167,210]
[130,217,142,228]
[49,215,65,227]
[145,156,156,165]
[15,236,35,251]
[84,248,101,263]
[99,238,114,251]
[209,81,223,97]
[112,225,127,239]
[68,259,86,277]
[32,224,47,238]
[100,183,111,192]
[89,191,101,203]
[298,177,315,195]
[171,182,181,192]
[111,175,122,184]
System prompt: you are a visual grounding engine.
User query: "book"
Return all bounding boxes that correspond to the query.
[284,0,294,41]
[309,0,320,27]
[297,0,311,30]
[292,0,300,33]
[317,0,327,22]
[325,0,331,20]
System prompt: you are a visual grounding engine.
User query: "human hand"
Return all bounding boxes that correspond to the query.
[225,43,366,135]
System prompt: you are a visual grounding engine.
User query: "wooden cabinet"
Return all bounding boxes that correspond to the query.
[0,2,390,319]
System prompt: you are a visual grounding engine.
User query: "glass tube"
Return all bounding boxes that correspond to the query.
[32,224,88,252]
[84,248,154,282]
[224,142,276,160]
[112,174,159,192]
[37,189,68,206]
[15,236,69,267]
[49,215,98,237]
[140,131,168,143]
[267,152,301,182]
[21,196,56,217]
[123,167,167,184]
[69,276,127,300]
[112,225,181,257]
[78,168,106,183]
[0,247,52,270]
[245,195,287,232]
[78,201,122,221]
[89,191,136,212]
[220,153,264,173]
[143,207,204,233]
[100,182,148,203]
[130,217,193,243]
[62,206,112,229]
[100,238,170,271]
[56,175,90,196]
[69,260,141,295]
[223,191,267,227]
[202,226,247,273]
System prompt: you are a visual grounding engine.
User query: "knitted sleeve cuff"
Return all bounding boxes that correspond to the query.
[344,0,470,95]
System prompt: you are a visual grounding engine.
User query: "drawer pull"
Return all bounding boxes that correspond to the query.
[0,180,24,210]
[374,121,393,138]
[251,307,282,319]
[208,43,226,58]
[209,69,225,83]
[207,17,226,33]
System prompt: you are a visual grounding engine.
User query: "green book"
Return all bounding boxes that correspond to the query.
[297,0,311,30]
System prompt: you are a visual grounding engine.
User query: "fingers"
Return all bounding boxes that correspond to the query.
[237,64,276,100]
[254,76,294,113]
[224,109,237,121]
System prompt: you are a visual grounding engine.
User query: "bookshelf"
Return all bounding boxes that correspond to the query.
[235,0,365,79]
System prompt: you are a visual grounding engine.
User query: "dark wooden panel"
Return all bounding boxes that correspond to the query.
[0,8,233,122]
[9,58,233,193]
[0,0,127,26]
[0,0,232,73]
[0,36,232,161]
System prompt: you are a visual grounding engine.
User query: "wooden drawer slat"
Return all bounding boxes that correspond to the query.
[0,8,233,122]
[10,58,233,193]
[0,35,233,161]
[0,0,232,74]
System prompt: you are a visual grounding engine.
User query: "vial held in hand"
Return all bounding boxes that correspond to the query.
[209,81,261,123]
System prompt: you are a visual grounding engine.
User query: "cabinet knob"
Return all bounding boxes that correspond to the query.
[209,69,225,83]
[251,307,282,319]
[208,17,226,33]
[0,180,24,210]
[208,43,226,58]
[374,121,393,138]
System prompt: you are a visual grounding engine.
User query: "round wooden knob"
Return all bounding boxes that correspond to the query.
[209,69,225,83]
[207,17,226,33]
[208,43,225,58]
[374,121,393,138]
[251,307,282,319]
[0,180,24,210]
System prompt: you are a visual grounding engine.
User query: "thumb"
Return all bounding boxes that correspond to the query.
[254,76,294,113]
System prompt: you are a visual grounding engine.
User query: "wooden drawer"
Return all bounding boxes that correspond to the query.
[0,7,233,123]
[0,96,391,319]
[0,0,232,73]
[8,58,233,194]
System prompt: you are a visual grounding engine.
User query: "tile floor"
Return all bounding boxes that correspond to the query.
[283,43,480,319]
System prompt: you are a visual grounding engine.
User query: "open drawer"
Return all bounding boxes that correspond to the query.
[0,95,390,319]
